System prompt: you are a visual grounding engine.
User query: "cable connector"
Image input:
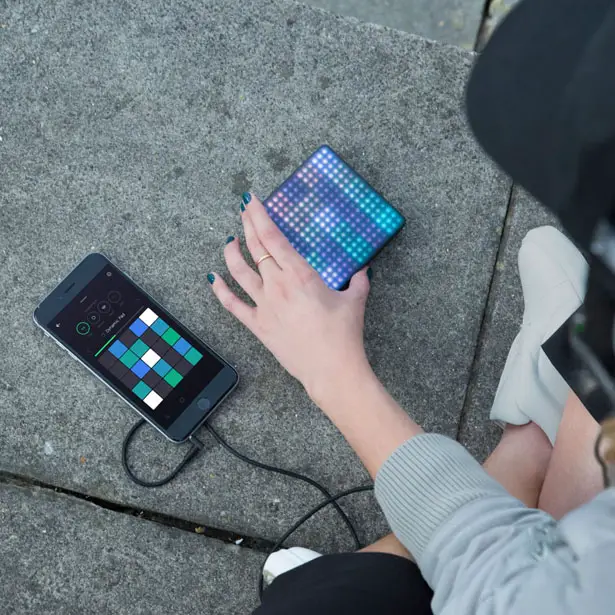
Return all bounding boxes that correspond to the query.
[121,419,204,488]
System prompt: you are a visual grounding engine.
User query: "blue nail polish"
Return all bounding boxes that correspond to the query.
[367,267,373,281]
[242,192,251,205]
[240,202,245,213]
[207,273,215,284]
[225,235,235,244]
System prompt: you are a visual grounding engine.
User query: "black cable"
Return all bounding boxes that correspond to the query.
[121,417,373,602]
[121,419,204,487]
[256,485,373,600]
[204,422,362,550]
[121,420,366,547]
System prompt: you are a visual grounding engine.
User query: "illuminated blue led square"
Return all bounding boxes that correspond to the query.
[109,340,128,359]
[131,359,149,378]
[264,145,404,290]
[129,318,148,337]
[173,337,191,355]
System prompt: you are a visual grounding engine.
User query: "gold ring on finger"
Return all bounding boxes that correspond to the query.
[256,253,274,266]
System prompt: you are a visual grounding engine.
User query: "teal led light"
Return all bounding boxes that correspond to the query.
[264,145,405,289]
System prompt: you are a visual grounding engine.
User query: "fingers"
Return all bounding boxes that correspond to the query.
[345,267,371,302]
[242,203,281,274]
[223,238,263,301]
[242,192,311,273]
[207,272,256,330]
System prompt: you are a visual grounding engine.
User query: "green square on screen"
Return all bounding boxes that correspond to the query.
[162,328,181,346]
[184,347,203,365]
[164,368,183,387]
[120,350,139,368]
[130,339,149,358]
[132,381,152,400]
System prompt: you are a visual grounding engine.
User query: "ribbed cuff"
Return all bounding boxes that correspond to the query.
[375,433,506,562]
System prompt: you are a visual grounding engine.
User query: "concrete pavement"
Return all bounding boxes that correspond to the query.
[0,0,548,612]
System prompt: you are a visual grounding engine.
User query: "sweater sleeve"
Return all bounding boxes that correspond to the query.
[374,433,513,560]
[374,433,615,615]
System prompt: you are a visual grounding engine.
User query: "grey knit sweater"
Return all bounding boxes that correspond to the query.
[374,433,615,614]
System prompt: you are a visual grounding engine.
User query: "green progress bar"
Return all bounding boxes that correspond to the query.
[95,334,116,358]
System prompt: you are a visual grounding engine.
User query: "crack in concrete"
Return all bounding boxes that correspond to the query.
[474,0,518,51]
[456,182,516,440]
[0,470,275,554]
[473,0,494,51]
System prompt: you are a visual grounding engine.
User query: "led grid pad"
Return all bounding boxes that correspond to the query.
[264,145,404,290]
[98,308,203,410]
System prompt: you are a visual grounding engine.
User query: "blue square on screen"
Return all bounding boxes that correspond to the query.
[131,359,149,378]
[153,358,171,377]
[129,319,148,337]
[173,337,191,355]
[109,340,128,359]
[151,318,169,336]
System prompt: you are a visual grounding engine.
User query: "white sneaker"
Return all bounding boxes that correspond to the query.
[490,226,588,444]
[262,547,322,586]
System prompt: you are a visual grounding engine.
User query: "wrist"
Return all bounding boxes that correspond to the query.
[304,352,375,411]
[305,353,423,478]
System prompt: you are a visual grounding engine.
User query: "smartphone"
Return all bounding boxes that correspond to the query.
[34,253,238,442]
[264,145,405,290]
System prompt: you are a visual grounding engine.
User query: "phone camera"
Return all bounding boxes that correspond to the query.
[107,290,122,303]
[97,300,112,314]
[76,321,91,335]
[87,312,101,324]
[106,271,112,277]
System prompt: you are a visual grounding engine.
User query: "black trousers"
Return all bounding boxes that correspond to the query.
[253,552,434,614]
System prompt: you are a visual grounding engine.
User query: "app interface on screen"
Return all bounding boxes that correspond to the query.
[52,264,223,428]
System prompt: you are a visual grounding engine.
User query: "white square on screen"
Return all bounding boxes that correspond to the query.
[140,308,158,326]
[141,349,161,367]
[144,390,163,410]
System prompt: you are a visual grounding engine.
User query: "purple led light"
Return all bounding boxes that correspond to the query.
[264,146,403,289]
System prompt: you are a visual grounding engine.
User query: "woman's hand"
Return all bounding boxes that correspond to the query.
[209,191,422,478]
[207,192,372,399]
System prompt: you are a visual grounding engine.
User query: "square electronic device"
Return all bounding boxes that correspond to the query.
[263,145,405,290]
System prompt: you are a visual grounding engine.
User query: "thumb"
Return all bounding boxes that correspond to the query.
[346,267,372,301]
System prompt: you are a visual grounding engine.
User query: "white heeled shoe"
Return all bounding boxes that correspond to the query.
[490,226,588,443]
[262,546,322,586]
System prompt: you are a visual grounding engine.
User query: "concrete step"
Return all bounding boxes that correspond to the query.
[1,0,509,549]
[305,0,484,48]
[299,0,521,49]
[0,482,262,614]
[0,0,559,612]
[0,0,527,610]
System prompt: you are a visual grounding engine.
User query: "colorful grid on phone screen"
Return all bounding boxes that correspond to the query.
[263,145,404,290]
[97,308,202,410]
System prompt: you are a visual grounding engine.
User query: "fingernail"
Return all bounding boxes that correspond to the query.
[225,235,235,244]
[242,192,251,205]
[207,273,215,285]
[367,267,373,281]
[240,202,245,213]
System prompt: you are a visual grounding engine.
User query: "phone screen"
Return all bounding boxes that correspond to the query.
[49,262,225,431]
[264,145,405,290]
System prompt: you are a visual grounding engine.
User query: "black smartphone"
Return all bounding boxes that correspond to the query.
[264,145,405,290]
[34,253,238,442]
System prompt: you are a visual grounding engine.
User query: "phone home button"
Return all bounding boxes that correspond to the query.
[197,398,211,411]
